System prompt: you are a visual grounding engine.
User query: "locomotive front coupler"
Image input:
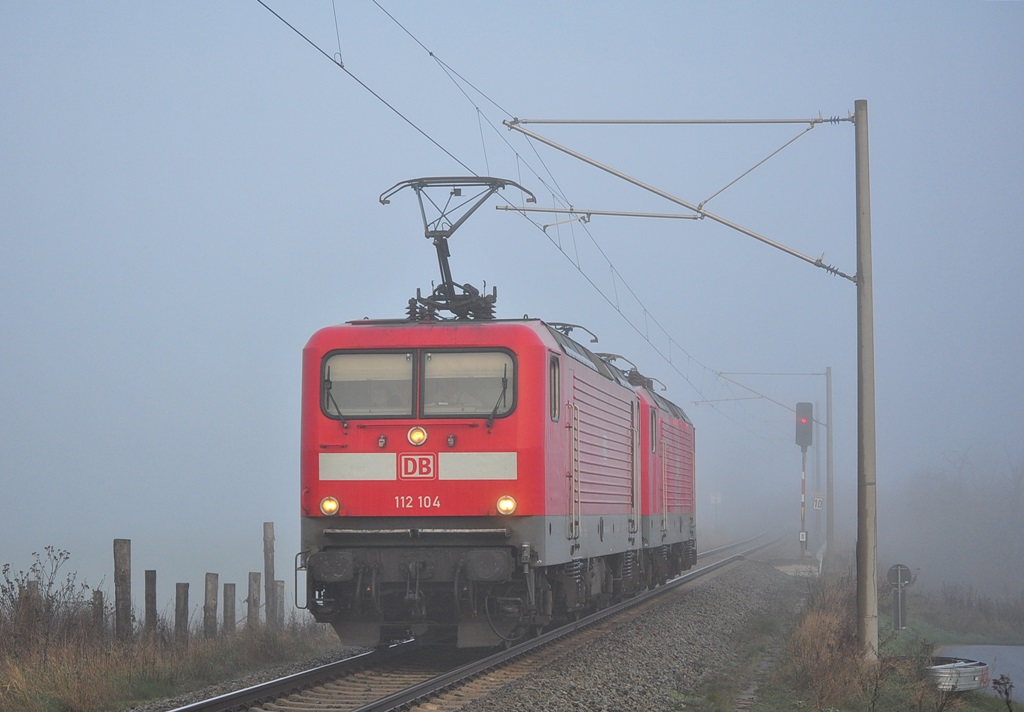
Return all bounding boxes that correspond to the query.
[404,561,427,609]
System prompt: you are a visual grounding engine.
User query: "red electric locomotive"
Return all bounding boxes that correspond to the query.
[296,178,697,647]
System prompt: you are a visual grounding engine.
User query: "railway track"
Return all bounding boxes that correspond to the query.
[171,534,776,712]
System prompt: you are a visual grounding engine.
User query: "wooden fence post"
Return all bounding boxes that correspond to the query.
[15,581,42,638]
[175,582,189,646]
[203,573,218,638]
[92,589,105,636]
[263,522,276,628]
[223,583,236,633]
[145,569,157,635]
[247,572,261,628]
[113,538,131,640]
[275,580,285,627]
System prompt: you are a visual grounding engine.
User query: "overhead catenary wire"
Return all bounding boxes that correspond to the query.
[263,1,790,432]
[257,1,826,437]
[257,1,722,399]
[255,0,474,175]
[355,13,854,417]
[371,0,516,119]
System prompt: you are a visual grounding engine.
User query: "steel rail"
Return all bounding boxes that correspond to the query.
[168,532,777,712]
[352,533,780,712]
[697,531,769,559]
[167,644,417,712]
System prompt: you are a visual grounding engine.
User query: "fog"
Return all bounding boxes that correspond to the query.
[2,3,1021,615]
[879,455,1024,598]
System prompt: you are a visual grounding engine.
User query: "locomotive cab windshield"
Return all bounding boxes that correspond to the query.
[322,351,414,418]
[423,350,513,417]
[321,348,515,419]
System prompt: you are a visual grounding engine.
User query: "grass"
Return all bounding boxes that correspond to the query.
[1,548,343,712]
[3,548,1020,711]
[0,616,343,712]
[664,556,1021,712]
[748,566,1021,712]
[1,622,342,712]
[913,584,1024,646]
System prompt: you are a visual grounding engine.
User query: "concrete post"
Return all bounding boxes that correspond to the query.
[854,98,879,661]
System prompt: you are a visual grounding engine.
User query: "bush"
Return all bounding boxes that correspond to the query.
[775,573,866,708]
[767,566,1016,711]
[0,547,97,665]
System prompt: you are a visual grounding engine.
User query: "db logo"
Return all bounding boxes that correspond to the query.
[399,453,437,480]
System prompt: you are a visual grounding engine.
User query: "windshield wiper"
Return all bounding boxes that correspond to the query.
[486,366,508,429]
[323,368,349,429]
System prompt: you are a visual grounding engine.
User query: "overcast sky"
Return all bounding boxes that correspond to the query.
[2,3,1021,614]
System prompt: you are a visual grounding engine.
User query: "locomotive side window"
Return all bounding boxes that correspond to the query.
[321,352,414,418]
[549,355,560,421]
[650,406,658,452]
[423,351,515,417]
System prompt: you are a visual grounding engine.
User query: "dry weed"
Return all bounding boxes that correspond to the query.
[776,575,865,709]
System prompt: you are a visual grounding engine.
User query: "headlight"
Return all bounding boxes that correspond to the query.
[407,426,428,446]
[320,497,340,516]
[496,495,517,515]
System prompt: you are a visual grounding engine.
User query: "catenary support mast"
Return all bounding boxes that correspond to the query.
[854,99,878,661]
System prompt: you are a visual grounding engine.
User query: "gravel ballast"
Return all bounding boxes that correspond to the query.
[460,557,807,711]
[128,551,809,711]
